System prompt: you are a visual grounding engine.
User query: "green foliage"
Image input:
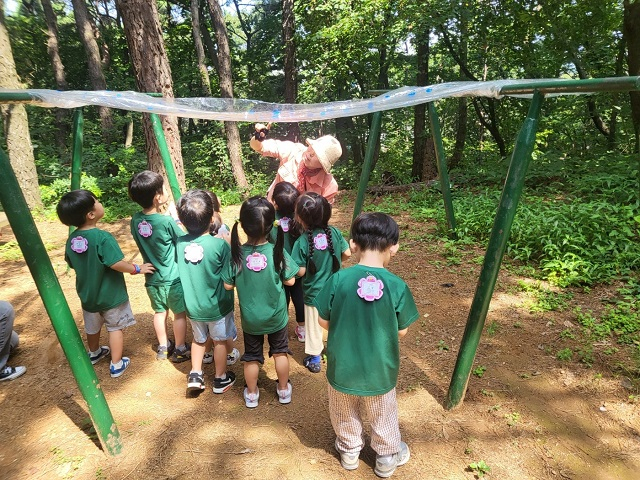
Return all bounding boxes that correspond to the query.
[574,284,640,347]
[468,460,491,478]
[406,153,640,288]
[515,281,573,313]
[556,348,574,361]
[472,366,487,378]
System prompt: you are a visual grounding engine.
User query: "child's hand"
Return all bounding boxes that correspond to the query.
[139,263,156,274]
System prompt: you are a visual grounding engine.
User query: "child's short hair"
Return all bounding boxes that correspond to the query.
[210,211,223,235]
[204,190,221,213]
[272,182,299,217]
[128,170,164,209]
[350,212,399,252]
[56,189,96,227]
[176,189,213,236]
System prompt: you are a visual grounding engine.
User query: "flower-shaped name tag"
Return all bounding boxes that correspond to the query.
[357,275,384,301]
[184,242,204,264]
[280,216,290,232]
[246,252,268,272]
[138,220,153,238]
[313,233,328,250]
[70,236,89,254]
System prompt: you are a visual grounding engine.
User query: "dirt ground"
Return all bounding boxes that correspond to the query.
[1,192,639,480]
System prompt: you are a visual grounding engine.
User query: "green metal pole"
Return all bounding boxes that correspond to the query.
[446,91,545,409]
[428,103,457,237]
[150,113,182,201]
[352,111,383,222]
[0,149,123,455]
[70,108,83,191]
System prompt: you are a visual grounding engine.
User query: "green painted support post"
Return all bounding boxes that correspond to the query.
[352,111,383,222]
[150,113,182,201]
[70,108,83,191]
[446,91,545,409]
[0,148,123,455]
[428,103,457,237]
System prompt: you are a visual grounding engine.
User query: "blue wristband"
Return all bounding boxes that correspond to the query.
[131,264,141,275]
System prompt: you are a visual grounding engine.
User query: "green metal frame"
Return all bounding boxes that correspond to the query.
[428,103,457,237]
[0,77,638,444]
[446,91,545,408]
[352,111,383,221]
[0,148,122,455]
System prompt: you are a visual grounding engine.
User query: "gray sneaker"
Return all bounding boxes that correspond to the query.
[335,439,359,470]
[374,441,410,478]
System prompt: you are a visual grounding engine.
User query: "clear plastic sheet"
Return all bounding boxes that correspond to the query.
[1,79,574,122]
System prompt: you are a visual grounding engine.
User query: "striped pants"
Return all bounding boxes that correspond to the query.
[328,383,401,456]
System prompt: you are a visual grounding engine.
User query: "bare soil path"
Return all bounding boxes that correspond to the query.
[1,193,639,479]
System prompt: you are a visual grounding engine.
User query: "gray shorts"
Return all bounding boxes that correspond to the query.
[83,301,136,334]
[190,311,236,344]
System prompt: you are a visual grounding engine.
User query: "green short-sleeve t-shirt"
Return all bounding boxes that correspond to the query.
[313,264,419,396]
[222,243,298,335]
[291,225,349,305]
[175,234,234,322]
[130,212,184,287]
[64,228,128,313]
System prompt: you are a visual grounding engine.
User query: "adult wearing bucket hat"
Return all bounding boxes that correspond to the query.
[250,123,341,204]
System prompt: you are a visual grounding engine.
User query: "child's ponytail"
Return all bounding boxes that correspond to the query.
[324,226,340,273]
[230,220,243,271]
[273,220,285,279]
[306,229,318,275]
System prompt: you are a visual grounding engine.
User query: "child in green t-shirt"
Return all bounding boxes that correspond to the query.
[270,182,305,343]
[222,196,299,408]
[314,212,419,477]
[175,190,237,394]
[128,171,188,362]
[57,189,155,378]
[291,192,351,373]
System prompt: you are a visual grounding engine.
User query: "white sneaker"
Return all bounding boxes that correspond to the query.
[226,347,240,365]
[295,325,305,342]
[277,381,292,404]
[374,442,410,478]
[244,387,259,408]
[203,350,213,364]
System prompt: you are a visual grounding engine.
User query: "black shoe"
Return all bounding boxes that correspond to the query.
[0,365,26,381]
[171,344,191,363]
[156,339,174,360]
[88,346,110,365]
[212,371,236,394]
[187,371,205,391]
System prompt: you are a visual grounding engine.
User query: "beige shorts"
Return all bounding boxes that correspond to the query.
[83,301,136,334]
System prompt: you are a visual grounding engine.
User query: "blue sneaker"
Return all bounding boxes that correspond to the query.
[303,355,322,373]
[110,357,131,378]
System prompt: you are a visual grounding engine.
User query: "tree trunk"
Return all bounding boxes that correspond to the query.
[207,0,249,193]
[608,36,627,151]
[231,0,254,90]
[0,1,42,208]
[282,0,299,142]
[71,0,112,143]
[124,119,133,147]
[450,21,468,170]
[41,0,69,151]
[116,0,186,196]
[199,4,219,74]
[624,0,640,153]
[412,31,429,181]
[422,137,437,181]
[191,0,212,96]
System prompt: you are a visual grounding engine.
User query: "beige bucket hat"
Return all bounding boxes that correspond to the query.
[306,135,342,173]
